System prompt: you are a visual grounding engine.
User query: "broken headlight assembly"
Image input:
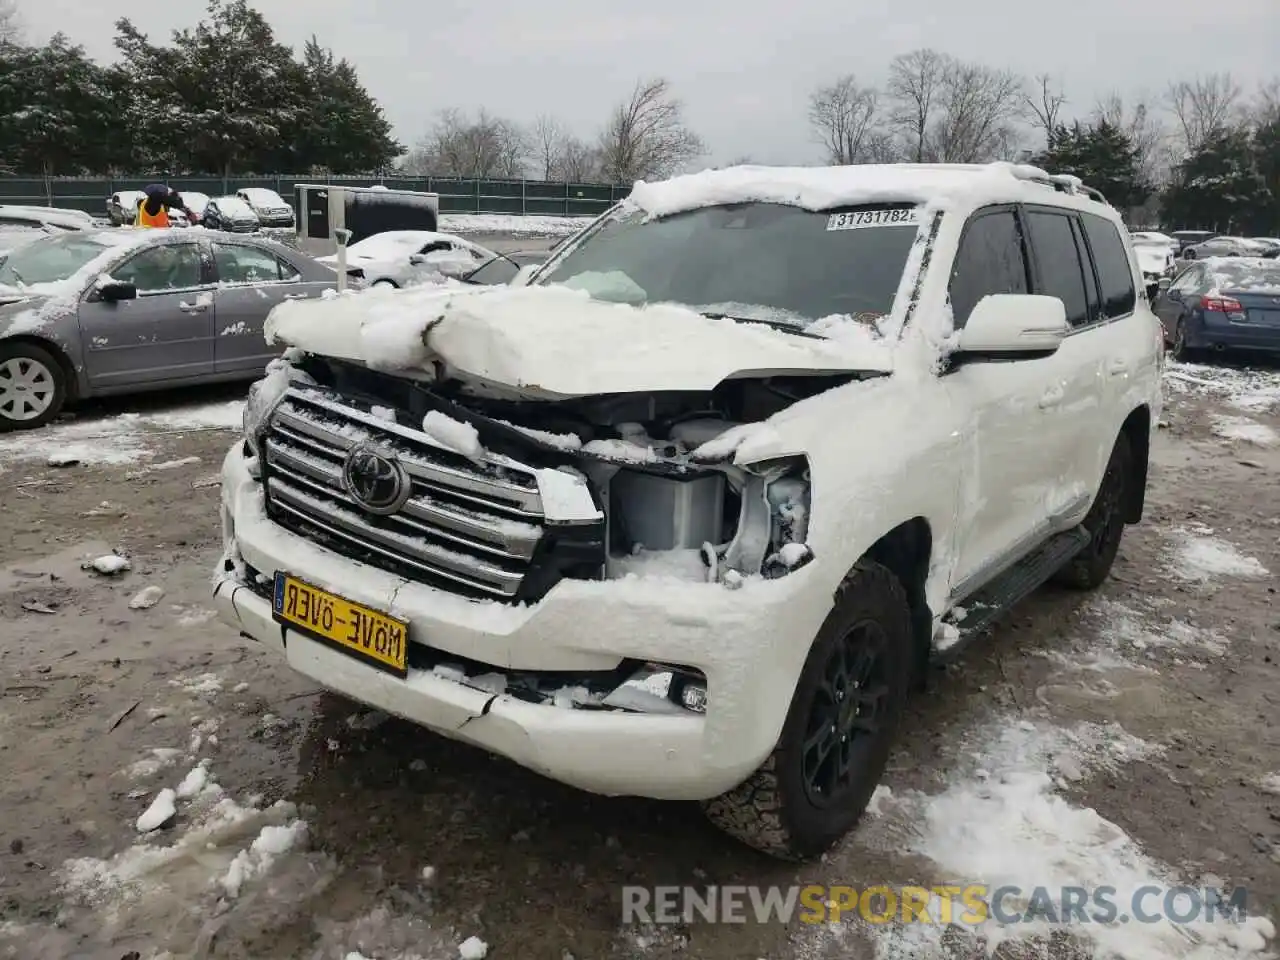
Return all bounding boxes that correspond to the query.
[719,455,814,583]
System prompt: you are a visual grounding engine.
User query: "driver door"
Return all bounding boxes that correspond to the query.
[78,242,216,388]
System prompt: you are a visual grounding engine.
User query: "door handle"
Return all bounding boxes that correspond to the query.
[1038,384,1065,409]
[283,293,308,300]
[1107,359,1129,378]
[178,301,207,313]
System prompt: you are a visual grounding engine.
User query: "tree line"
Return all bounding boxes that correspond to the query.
[1,0,1277,228]
[806,53,1280,232]
[0,0,402,178]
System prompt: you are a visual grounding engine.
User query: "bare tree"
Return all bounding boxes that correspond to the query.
[1252,77,1280,127]
[597,78,705,182]
[1094,91,1168,185]
[0,0,20,44]
[532,114,567,180]
[929,59,1026,162]
[403,108,528,178]
[886,49,948,162]
[808,74,880,164]
[1025,74,1067,143]
[1166,73,1242,155]
[557,136,600,182]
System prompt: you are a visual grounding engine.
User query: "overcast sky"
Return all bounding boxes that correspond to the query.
[18,0,1280,166]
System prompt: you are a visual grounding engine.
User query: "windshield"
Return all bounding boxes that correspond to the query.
[240,189,283,207]
[534,201,920,328]
[0,234,118,286]
[215,197,256,219]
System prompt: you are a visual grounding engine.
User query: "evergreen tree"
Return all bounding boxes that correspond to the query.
[1035,119,1153,212]
[1161,128,1269,233]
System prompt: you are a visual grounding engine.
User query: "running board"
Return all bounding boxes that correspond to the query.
[932,526,1091,664]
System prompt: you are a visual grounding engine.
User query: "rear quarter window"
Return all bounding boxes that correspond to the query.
[1080,213,1136,318]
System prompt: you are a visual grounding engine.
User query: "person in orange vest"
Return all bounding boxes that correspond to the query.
[135,184,193,228]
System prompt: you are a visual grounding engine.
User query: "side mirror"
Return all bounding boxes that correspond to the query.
[1158,277,1172,290]
[955,294,1068,357]
[97,280,138,303]
[408,254,426,266]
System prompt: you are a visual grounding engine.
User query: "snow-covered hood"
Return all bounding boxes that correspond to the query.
[265,284,895,399]
[1134,244,1171,274]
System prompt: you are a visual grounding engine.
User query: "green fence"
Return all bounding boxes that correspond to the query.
[0,174,632,218]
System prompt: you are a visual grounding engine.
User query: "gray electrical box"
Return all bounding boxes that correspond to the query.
[610,472,726,551]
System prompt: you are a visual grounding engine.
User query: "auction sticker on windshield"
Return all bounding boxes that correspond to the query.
[826,209,919,230]
[272,573,409,677]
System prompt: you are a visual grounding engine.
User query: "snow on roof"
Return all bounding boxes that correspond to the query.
[238,188,285,204]
[213,196,256,218]
[1203,257,1280,293]
[626,161,1104,219]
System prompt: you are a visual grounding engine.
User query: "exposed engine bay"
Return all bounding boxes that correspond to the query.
[286,355,862,590]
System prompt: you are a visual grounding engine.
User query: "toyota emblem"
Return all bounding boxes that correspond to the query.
[342,444,410,514]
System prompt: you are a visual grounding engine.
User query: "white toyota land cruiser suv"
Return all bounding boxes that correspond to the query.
[215,162,1162,860]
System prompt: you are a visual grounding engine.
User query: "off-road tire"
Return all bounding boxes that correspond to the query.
[0,341,66,432]
[701,560,913,860]
[1053,432,1133,591]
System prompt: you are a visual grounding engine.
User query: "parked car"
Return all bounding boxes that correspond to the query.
[1129,233,1175,285]
[218,162,1160,860]
[182,191,212,226]
[202,196,261,233]
[0,205,93,255]
[107,190,146,226]
[1169,230,1214,254]
[1153,256,1280,361]
[235,188,295,230]
[0,229,337,430]
[1182,236,1262,259]
[1250,237,1280,257]
[316,230,501,287]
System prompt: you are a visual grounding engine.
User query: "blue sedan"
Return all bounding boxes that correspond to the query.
[1154,257,1280,362]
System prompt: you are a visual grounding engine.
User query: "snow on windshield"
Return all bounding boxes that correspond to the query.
[239,189,285,207]
[0,231,148,299]
[348,232,444,261]
[214,197,256,219]
[1207,258,1280,293]
[183,192,211,215]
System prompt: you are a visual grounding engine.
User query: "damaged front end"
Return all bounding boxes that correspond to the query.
[238,353,846,714]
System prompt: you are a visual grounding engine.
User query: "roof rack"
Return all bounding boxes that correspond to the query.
[1004,163,1109,206]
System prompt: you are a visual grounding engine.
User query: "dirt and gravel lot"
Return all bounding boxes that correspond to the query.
[0,354,1278,960]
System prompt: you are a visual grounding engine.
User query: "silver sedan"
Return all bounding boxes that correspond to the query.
[0,228,337,430]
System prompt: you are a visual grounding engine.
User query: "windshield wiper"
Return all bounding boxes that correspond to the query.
[699,312,825,340]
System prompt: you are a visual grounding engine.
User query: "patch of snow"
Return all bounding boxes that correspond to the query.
[421,410,483,459]
[457,935,488,959]
[122,747,184,780]
[135,789,176,832]
[1259,773,1280,795]
[1211,414,1277,446]
[535,466,603,523]
[1164,362,1280,414]
[89,554,129,575]
[174,762,210,800]
[221,820,308,898]
[582,437,658,463]
[610,547,708,581]
[128,585,165,609]
[169,673,222,696]
[494,418,583,450]
[1089,597,1229,658]
[437,213,592,237]
[860,718,1276,960]
[1168,526,1269,581]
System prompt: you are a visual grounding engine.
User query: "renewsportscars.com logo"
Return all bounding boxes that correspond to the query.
[622,884,1251,926]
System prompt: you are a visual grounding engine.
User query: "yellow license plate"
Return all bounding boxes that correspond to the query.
[272,573,408,677]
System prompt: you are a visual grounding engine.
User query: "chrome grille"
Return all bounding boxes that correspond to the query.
[261,387,545,600]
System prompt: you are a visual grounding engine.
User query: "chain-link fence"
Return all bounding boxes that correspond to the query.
[0,174,631,218]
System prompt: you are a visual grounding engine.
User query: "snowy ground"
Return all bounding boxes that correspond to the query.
[1,360,1279,960]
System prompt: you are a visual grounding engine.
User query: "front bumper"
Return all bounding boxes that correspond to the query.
[214,442,827,800]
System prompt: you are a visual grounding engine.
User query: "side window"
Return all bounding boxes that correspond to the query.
[213,243,282,284]
[1026,211,1090,327]
[278,257,300,280]
[1170,265,1201,293]
[1071,218,1101,323]
[418,241,452,255]
[949,209,1030,327]
[1080,214,1136,318]
[112,244,203,292]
